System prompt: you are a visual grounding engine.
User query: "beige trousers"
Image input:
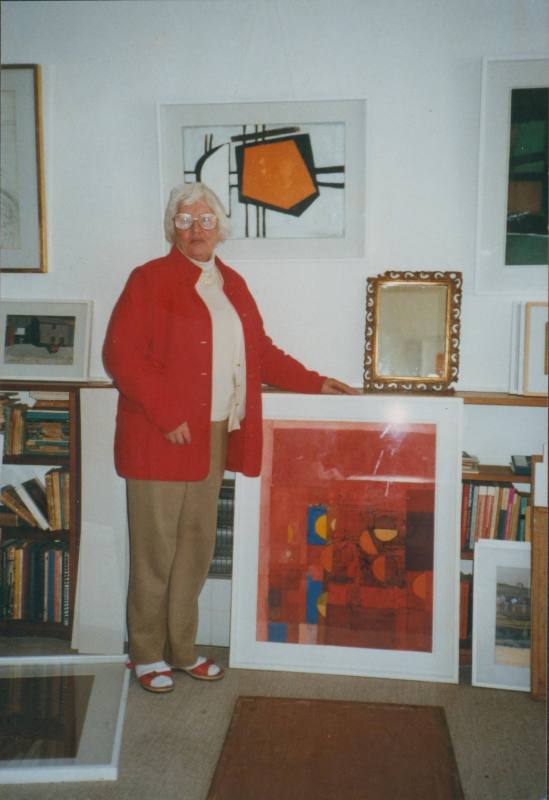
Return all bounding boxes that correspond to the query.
[125,420,228,667]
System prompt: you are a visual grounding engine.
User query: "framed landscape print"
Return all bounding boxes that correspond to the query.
[230,394,463,683]
[0,64,47,273]
[0,300,92,381]
[472,540,531,691]
[158,99,365,259]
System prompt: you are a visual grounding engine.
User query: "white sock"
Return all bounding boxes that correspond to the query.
[135,660,173,689]
[186,656,221,677]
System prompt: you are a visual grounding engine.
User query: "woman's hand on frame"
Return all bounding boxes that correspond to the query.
[320,378,361,395]
[165,421,192,445]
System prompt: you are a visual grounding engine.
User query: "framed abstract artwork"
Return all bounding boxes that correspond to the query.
[158,99,365,259]
[230,394,463,683]
[0,65,47,273]
[0,300,92,381]
[472,540,531,691]
[475,57,548,295]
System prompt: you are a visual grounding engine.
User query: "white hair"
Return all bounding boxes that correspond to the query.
[164,182,230,244]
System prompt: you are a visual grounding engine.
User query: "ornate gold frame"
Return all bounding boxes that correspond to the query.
[363,270,462,393]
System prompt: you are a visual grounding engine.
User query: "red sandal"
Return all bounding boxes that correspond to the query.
[127,661,174,693]
[180,657,225,681]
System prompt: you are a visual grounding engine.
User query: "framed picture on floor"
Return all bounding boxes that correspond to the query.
[523,301,548,396]
[230,393,463,683]
[0,300,92,381]
[472,540,532,691]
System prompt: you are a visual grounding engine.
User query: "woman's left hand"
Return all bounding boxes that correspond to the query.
[320,377,361,395]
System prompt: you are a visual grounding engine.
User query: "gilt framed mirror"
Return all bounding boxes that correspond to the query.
[363,271,462,393]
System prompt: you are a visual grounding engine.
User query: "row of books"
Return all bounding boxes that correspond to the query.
[209,480,234,577]
[0,469,70,530]
[1,392,70,456]
[461,481,530,551]
[1,538,70,625]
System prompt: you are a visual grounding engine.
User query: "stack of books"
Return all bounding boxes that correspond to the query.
[0,470,70,531]
[462,451,480,474]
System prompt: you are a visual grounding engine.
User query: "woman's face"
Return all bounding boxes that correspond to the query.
[174,199,222,262]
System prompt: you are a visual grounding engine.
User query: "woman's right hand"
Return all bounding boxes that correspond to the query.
[165,421,191,445]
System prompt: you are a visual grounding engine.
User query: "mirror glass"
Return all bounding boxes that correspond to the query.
[364,271,462,393]
[377,284,448,378]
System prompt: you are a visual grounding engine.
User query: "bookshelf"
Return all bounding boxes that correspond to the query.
[0,382,81,642]
[459,461,534,665]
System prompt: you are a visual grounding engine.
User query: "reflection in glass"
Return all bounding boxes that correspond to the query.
[377,285,448,378]
[0,659,128,782]
[505,87,548,266]
[0,675,93,761]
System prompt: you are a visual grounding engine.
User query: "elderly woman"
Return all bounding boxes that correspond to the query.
[103,182,356,693]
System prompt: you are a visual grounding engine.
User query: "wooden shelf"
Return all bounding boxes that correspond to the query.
[2,454,69,467]
[462,464,531,484]
[456,391,546,407]
[0,620,71,639]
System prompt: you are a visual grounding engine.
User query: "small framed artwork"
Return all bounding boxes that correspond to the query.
[158,98,365,259]
[472,540,531,691]
[475,57,548,295]
[230,393,463,684]
[0,64,47,273]
[523,301,548,396]
[0,300,92,381]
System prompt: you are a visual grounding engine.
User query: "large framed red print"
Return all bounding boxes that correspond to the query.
[230,394,462,683]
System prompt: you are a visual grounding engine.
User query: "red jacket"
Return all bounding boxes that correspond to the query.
[103,246,325,480]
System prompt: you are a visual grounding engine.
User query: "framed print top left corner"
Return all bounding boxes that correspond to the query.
[0,64,47,273]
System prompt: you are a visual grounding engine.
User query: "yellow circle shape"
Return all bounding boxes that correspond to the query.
[374,528,398,542]
[316,592,328,617]
[314,514,328,540]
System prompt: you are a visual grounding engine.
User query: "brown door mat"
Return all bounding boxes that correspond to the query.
[207,695,464,800]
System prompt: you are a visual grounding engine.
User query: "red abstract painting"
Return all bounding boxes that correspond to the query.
[257,420,436,652]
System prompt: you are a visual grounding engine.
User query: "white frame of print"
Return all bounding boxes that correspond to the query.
[157,98,366,260]
[472,540,532,692]
[475,57,549,295]
[0,64,47,273]
[0,656,129,783]
[523,301,548,396]
[0,300,92,381]
[230,393,463,684]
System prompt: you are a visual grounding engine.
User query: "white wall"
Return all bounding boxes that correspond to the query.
[2,0,547,393]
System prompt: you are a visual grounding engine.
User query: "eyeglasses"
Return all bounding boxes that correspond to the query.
[173,212,218,231]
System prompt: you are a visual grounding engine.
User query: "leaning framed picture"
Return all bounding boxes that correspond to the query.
[0,300,92,381]
[523,301,548,396]
[0,64,47,273]
[158,98,366,259]
[472,540,531,692]
[230,393,463,683]
[475,57,548,295]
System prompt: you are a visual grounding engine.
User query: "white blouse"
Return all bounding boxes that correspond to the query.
[193,258,246,431]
